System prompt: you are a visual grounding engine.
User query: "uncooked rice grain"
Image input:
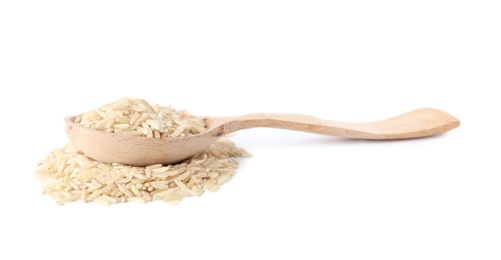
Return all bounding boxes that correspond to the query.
[35,97,251,205]
[74,97,206,138]
[35,139,250,205]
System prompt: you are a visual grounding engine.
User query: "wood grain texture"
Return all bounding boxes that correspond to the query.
[65,108,459,166]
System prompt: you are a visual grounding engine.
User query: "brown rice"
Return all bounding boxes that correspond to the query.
[35,97,250,205]
[35,139,250,205]
[74,97,206,138]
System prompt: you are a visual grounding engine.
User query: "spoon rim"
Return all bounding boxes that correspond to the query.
[64,116,224,166]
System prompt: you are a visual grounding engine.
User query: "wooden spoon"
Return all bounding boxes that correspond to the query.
[64,108,459,166]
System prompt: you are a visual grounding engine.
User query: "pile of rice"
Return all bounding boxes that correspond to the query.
[35,97,250,206]
[74,97,206,138]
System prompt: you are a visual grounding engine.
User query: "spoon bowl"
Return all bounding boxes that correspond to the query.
[65,108,459,166]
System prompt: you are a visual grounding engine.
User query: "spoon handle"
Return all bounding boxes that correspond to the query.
[212,108,459,139]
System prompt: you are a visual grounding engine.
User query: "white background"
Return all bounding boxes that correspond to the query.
[1,1,500,259]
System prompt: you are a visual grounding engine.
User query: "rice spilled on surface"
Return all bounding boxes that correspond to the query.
[35,140,250,205]
[35,97,250,205]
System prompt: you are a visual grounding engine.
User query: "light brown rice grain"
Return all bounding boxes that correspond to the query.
[35,137,249,206]
[127,197,146,204]
[87,190,102,201]
[94,196,111,207]
[74,97,206,139]
[35,97,250,206]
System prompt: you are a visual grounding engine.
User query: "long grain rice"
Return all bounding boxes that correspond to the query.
[74,97,206,138]
[35,139,250,205]
[35,97,250,205]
